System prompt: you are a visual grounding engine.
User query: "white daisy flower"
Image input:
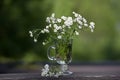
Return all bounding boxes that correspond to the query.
[61,32,65,34]
[42,42,46,45]
[57,18,62,23]
[75,31,79,35]
[46,17,51,23]
[44,64,49,69]
[46,26,49,29]
[61,16,67,20]
[91,29,94,32]
[58,26,62,30]
[62,25,65,28]
[41,64,49,77]
[64,17,73,27]
[89,22,95,32]
[78,25,82,29]
[29,31,33,37]
[72,11,79,17]
[34,38,37,42]
[90,22,95,27]
[51,13,55,17]
[78,14,82,20]
[49,24,51,28]
[53,24,58,29]
[44,29,49,33]
[83,18,87,23]
[57,35,62,39]
[54,29,57,32]
[77,20,83,25]
[41,30,45,33]
[73,18,77,22]
[84,23,88,27]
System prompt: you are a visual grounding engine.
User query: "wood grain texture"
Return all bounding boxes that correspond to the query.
[0,65,120,80]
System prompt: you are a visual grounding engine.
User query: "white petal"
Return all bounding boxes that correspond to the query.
[90,22,95,26]
[91,29,94,32]
[78,26,82,29]
[75,31,79,35]
[83,18,87,23]
[78,14,82,20]
[64,17,73,27]
[42,42,46,45]
[62,25,65,28]
[41,30,45,33]
[29,31,32,34]
[61,32,65,34]
[54,29,57,32]
[57,35,62,39]
[77,20,83,25]
[29,31,33,37]
[44,29,49,33]
[46,26,49,29]
[61,16,67,20]
[46,17,51,23]
[72,12,79,17]
[57,18,62,23]
[49,24,51,27]
[34,38,37,42]
[51,13,55,17]
[84,23,88,27]
[44,64,49,69]
[53,24,58,28]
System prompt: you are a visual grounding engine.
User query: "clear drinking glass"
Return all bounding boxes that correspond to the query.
[47,39,73,75]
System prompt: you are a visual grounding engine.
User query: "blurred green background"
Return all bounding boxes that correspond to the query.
[0,0,120,63]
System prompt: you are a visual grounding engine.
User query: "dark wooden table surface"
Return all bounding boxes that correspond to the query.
[0,64,120,80]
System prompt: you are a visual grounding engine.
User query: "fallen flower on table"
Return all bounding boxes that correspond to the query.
[41,64,62,77]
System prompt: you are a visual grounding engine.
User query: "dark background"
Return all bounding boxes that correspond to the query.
[0,0,120,64]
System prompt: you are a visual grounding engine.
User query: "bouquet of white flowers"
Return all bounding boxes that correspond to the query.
[29,12,95,45]
[29,12,95,77]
